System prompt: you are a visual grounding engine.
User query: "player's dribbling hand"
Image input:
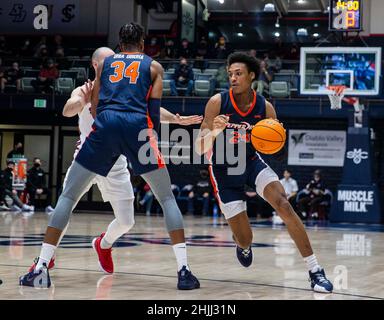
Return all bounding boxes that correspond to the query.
[213,114,229,135]
[81,80,93,104]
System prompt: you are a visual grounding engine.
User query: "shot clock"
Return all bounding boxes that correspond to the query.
[329,0,362,31]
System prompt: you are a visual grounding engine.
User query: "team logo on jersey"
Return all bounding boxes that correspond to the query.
[226,121,254,130]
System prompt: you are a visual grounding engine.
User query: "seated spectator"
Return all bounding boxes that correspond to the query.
[187,169,212,216]
[161,39,178,59]
[144,37,161,58]
[0,161,33,213]
[26,157,54,213]
[297,169,326,219]
[0,36,12,56]
[0,58,5,92]
[249,49,257,58]
[194,36,209,70]
[0,62,23,93]
[178,38,193,59]
[139,183,154,216]
[7,142,24,159]
[170,58,194,96]
[31,59,59,94]
[215,65,229,90]
[252,60,273,95]
[19,39,33,56]
[213,36,230,59]
[280,169,298,209]
[55,47,70,70]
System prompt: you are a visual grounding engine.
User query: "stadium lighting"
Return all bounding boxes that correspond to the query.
[264,3,275,12]
[297,28,308,36]
[275,18,280,28]
[217,0,224,4]
[313,33,320,37]
[237,32,244,37]
[274,32,280,37]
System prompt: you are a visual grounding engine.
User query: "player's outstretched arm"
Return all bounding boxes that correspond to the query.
[195,93,227,155]
[62,80,93,118]
[90,60,105,118]
[160,107,203,126]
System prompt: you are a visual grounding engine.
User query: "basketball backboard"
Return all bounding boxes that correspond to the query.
[300,47,381,96]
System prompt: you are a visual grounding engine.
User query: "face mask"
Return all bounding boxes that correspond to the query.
[34,163,41,168]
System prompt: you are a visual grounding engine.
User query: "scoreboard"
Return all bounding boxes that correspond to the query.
[329,0,362,31]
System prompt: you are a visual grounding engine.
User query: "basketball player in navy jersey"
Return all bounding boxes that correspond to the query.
[19,23,200,290]
[196,52,333,293]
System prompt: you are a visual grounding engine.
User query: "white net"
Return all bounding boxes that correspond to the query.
[327,86,345,110]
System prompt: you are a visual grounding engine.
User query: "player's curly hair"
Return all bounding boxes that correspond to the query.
[227,52,261,78]
[119,22,145,48]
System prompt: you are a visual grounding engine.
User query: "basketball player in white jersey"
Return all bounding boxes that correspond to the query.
[28,47,203,275]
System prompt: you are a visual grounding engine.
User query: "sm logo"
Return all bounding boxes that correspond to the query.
[346,148,368,164]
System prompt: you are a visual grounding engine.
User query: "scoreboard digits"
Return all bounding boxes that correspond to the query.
[329,0,362,31]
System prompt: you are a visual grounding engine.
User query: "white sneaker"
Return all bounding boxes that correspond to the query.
[22,204,34,212]
[272,212,284,225]
[10,205,22,213]
[0,204,10,211]
[45,206,54,214]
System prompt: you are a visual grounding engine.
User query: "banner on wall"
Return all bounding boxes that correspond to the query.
[288,129,346,167]
[0,0,79,33]
[181,0,196,43]
[8,158,28,191]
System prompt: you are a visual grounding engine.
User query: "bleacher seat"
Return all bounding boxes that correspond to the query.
[59,70,78,81]
[70,67,88,83]
[21,77,35,93]
[24,69,40,78]
[194,80,211,97]
[203,68,218,76]
[167,68,175,74]
[269,81,290,98]
[56,77,74,94]
[162,79,171,96]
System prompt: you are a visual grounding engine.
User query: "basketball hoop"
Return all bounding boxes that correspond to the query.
[327,85,346,110]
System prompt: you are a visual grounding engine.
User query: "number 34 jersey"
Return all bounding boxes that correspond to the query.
[97,52,153,115]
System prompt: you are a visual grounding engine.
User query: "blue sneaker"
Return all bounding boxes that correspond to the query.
[177,266,200,290]
[236,246,253,267]
[19,263,51,288]
[309,268,333,293]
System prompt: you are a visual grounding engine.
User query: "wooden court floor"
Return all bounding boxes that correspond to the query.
[0,211,383,300]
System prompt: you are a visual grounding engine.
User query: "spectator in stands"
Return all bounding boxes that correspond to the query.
[286,43,300,60]
[297,169,326,219]
[194,36,209,70]
[139,183,154,216]
[0,58,5,92]
[31,59,59,94]
[55,47,70,70]
[0,62,23,93]
[178,38,193,59]
[0,160,33,213]
[161,39,178,59]
[0,36,12,56]
[187,169,212,216]
[145,37,161,58]
[215,64,229,90]
[34,45,50,69]
[252,60,273,95]
[53,34,64,54]
[33,36,48,58]
[170,58,194,96]
[280,169,298,208]
[26,157,54,213]
[249,49,257,58]
[19,38,33,56]
[213,36,230,59]
[7,142,24,159]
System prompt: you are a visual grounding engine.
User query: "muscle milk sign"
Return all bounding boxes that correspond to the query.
[337,190,374,213]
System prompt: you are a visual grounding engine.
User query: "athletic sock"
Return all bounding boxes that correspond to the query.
[304,254,321,272]
[36,243,56,272]
[101,219,133,249]
[172,243,189,271]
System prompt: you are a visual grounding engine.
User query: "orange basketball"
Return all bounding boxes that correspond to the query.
[251,118,286,154]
